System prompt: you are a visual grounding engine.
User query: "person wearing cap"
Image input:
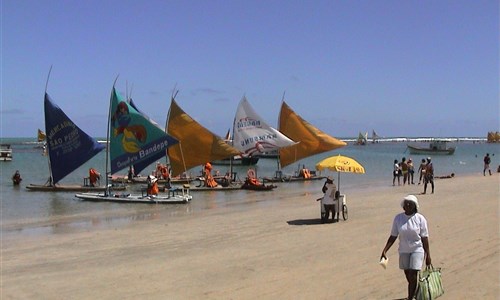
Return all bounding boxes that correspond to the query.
[423,157,434,194]
[320,177,338,223]
[380,195,432,300]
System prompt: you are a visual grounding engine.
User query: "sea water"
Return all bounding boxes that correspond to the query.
[1,138,498,236]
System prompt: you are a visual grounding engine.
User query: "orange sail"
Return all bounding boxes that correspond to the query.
[278,101,347,168]
[166,99,241,177]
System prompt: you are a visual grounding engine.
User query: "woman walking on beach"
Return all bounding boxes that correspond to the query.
[380,195,432,300]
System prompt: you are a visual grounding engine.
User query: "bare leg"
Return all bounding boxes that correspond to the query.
[404,269,419,300]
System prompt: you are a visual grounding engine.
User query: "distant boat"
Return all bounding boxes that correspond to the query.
[210,155,259,166]
[356,132,368,145]
[37,129,46,142]
[371,130,380,143]
[487,131,500,143]
[407,140,456,155]
[0,144,13,162]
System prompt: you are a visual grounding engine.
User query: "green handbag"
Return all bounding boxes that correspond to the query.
[416,265,444,300]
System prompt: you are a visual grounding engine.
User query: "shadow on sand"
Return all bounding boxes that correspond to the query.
[287,218,325,226]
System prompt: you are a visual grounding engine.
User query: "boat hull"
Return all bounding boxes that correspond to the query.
[75,192,191,204]
[263,175,326,183]
[26,184,127,192]
[211,156,259,166]
[241,181,277,191]
[407,145,456,155]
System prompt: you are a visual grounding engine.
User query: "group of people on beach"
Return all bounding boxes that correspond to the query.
[393,157,434,194]
[392,157,416,185]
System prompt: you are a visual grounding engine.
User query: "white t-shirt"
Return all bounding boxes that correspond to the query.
[390,212,429,253]
[321,183,336,205]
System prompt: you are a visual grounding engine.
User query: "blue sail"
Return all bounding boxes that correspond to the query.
[109,88,178,175]
[44,93,105,184]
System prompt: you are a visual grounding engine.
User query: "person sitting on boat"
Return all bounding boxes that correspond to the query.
[203,162,218,188]
[246,168,261,186]
[88,168,101,187]
[299,165,311,179]
[146,175,159,196]
[12,170,22,185]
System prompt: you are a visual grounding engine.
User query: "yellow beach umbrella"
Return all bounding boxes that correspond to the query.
[315,154,365,191]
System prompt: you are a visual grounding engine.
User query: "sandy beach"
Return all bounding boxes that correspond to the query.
[1,174,498,299]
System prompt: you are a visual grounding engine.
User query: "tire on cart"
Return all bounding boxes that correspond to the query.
[342,204,348,220]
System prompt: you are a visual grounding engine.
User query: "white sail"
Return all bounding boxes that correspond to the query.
[232,97,295,156]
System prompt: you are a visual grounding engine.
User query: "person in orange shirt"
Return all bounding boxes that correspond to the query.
[204,162,217,188]
[147,175,159,196]
[89,168,101,187]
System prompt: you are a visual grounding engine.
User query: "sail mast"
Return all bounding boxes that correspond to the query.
[44,66,54,186]
[105,76,119,196]
[276,91,286,174]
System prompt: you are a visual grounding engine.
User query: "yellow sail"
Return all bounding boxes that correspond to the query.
[278,101,347,168]
[166,99,241,177]
[37,128,46,142]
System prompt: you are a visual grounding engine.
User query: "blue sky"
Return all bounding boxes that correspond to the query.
[1,0,498,138]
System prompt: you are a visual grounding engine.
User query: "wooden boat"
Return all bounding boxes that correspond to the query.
[356,132,368,145]
[263,170,326,183]
[211,155,259,166]
[407,141,456,155]
[0,144,13,161]
[264,101,346,183]
[27,183,126,192]
[241,179,277,191]
[76,184,191,204]
[75,84,186,203]
[27,79,110,191]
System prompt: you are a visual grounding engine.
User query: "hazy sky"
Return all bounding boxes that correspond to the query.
[1,0,498,138]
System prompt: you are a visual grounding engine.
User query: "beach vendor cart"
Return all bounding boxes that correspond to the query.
[315,154,366,222]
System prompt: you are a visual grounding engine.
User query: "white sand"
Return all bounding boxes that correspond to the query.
[1,174,498,299]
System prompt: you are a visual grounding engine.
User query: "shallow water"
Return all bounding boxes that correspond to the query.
[1,138,498,236]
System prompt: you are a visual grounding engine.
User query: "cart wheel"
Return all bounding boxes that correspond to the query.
[342,204,348,220]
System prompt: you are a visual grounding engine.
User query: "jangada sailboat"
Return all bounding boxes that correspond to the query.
[75,84,191,204]
[26,92,120,192]
[264,101,347,183]
[356,132,368,145]
[165,98,243,190]
[232,97,296,190]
